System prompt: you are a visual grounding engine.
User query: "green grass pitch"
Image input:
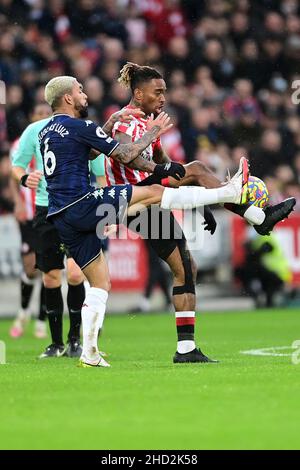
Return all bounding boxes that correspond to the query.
[0,308,300,450]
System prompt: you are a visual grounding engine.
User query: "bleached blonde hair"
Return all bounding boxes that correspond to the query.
[44,76,77,109]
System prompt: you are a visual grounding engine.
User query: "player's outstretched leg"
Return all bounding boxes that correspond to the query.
[253,197,296,235]
[159,157,249,210]
[128,157,250,216]
[161,160,296,234]
[167,158,295,231]
[224,197,296,234]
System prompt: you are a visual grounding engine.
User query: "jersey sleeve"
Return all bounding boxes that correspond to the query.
[12,124,36,169]
[74,120,119,156]
[112,119,136,138]
[90,154,105,177]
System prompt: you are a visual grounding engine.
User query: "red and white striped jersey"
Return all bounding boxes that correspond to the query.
[105,106,162,186]
[10,139,36,221]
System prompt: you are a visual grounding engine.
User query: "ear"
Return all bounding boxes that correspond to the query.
[64,93,73,105]
[134,88,143,103]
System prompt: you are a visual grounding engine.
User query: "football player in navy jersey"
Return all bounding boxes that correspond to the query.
[40,76,250,367]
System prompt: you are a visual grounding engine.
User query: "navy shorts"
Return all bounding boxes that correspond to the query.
[50,185,132,270]
[19,220,36,256]
[33,206,66,273]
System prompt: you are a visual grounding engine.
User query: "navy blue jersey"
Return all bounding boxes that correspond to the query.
[38,114,119,216]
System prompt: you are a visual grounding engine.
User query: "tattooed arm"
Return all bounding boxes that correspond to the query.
[113,130,156,172]
[110,113,172,165]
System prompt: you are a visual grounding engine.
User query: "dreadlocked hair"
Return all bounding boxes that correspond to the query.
[118,62,163,92]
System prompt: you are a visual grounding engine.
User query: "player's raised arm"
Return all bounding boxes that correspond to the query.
[77,112,173,164]
[74,111,169,158]
[109,111,172,164]
[113,128,185,181]
[102,107,145,136]
[113,129,156,173]
[89,108,147,161]
[112,115,185,180]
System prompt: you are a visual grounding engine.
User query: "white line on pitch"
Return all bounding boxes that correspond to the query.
[240,346,292,357]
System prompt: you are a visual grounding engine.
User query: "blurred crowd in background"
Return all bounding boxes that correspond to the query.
[0,0,300,311]
[1,0,300,213]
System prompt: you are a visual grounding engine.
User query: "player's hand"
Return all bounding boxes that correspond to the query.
[147,112,173,137]
[203,206,217,235]
[154,162,186,181]
[112,108,145,124]
[26,170,43,189]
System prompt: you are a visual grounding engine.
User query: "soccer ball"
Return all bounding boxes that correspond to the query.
[247,176,269,208]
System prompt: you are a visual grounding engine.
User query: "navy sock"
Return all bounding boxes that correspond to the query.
[45,286,64,346]
[38,283,47,321]
[20,275,34,310]
[67,283,84,341]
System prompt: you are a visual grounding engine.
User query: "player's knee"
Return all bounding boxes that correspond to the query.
[43,270,61,288]
[67,269,84,286]
[148,184,164,202]
[66,258,84,285]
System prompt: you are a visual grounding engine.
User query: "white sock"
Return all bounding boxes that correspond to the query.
[243,205,266,225]
[176,311,196,354]
[177,340,196,354]
[81,287,108,362]
[160,185,237,210]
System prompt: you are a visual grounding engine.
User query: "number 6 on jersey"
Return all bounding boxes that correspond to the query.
[43,137,56,176]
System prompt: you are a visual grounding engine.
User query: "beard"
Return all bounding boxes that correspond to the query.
[75,102,89,118]
[79,106,88,118]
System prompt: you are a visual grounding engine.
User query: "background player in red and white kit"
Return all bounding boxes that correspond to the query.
[9,104,50,339]
[106,62,296,363]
